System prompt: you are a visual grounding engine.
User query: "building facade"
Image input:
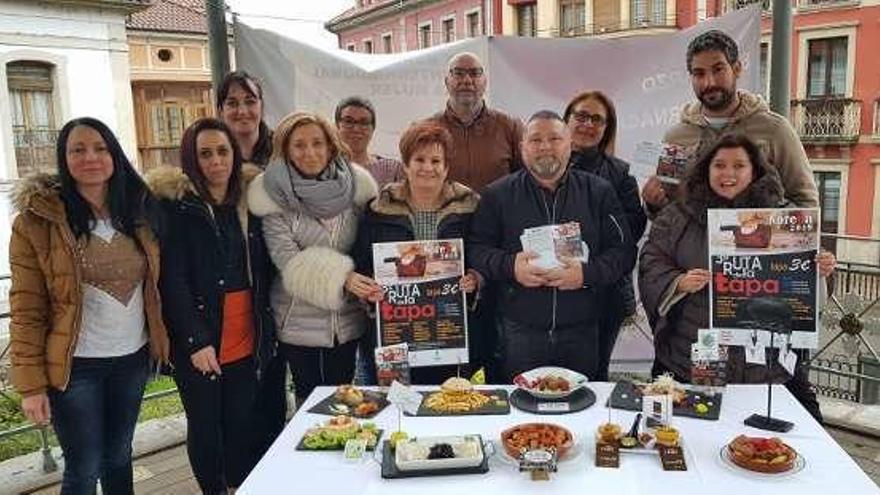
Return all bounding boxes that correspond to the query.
[127,0,233,170]
[326,0,504,53]
[0,0,147,181]
[505,0,880,264]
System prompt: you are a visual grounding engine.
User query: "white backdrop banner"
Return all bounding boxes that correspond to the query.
[235,7,761,180]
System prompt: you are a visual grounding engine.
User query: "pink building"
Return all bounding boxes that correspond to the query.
[326,0,504,53]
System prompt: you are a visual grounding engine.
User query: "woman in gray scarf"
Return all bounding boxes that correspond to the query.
[247,111,378,404]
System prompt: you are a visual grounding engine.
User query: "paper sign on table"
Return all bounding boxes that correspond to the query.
[387,380,423,415]
[643,394,672,427]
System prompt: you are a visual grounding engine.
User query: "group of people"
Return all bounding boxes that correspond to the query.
[8,29,834,494]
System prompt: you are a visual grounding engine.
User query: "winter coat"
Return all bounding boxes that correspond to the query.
[248,162,379,348]
[146,164,276,377]
[639,152,796,383]
[9,175,169,397]
[570,147,647,318]
[468,168,636,329]
[662,90,818,208]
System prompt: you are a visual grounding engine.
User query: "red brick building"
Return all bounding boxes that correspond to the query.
[325,0,504,53]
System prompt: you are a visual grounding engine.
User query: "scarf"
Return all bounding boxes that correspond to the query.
[262,155,355,219]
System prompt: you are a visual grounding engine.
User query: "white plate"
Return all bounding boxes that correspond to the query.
[395,435,484,471]
[718,445,805,478]
[514,366,588,400]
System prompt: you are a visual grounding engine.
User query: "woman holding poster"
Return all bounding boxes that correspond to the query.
[248,112,378,405]
[353,121,482,385]
[639,135,835,420]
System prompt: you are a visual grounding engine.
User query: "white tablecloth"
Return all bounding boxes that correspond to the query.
[239,384,879,495]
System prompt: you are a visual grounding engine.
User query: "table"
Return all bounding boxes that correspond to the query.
[239,384,879,495]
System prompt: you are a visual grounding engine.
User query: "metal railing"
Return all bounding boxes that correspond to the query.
[791,98,862,143]
[724,0,772,14]
[798,0,861,9]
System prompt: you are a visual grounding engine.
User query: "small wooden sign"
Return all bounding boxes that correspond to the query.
[659,446,687,471]
[595,442,620,468]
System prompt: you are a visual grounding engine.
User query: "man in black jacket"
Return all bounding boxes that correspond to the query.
[468,110,637,381]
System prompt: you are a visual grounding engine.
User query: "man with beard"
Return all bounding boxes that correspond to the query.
[642,30,818,212]
[468,111,636,380]
[427,52,524,192]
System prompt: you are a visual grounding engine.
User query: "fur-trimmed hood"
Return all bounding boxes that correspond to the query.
[370,180,479,221]
[247,161,378,217]
[144,163,262,204]
[12,174,65,222]
[679,90,767,127]
[679,150,786,225]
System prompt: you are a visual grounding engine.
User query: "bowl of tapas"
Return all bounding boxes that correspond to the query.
[513,367,588,400]
[500,422,574,460]
[722,435,802,475]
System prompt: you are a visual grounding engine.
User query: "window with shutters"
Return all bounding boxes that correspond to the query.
[6,61,59,176]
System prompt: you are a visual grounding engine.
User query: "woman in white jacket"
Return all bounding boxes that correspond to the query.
[248,111,378,404]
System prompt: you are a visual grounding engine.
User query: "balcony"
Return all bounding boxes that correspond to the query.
[798,0,860,11]
[790,98,861,143]
[724,0,772,15]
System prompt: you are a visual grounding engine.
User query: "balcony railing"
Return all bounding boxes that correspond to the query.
[724,0,772,15]
[790,97,861,143]
[798,0,860,10]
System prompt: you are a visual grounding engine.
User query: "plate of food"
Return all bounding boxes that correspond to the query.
[295,415,383,451]
[607,375,722,420]
[720,435,804,477]
[395,435,485,471]
[499,423,577,462]
[513,367,588,400]
[307,384,389,419]
[596,415,682,455]
[412,377,510,416]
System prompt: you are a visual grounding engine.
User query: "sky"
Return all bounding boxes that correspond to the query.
[224,1,355,50]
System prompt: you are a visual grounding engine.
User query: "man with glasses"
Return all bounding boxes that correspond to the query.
[641,30,818,213]
[335,96,403,188]
[427,52,524,192]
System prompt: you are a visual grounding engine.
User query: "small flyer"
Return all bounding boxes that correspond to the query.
[375,343,411,387]
[655,143,691,197]
[520,222,589,270]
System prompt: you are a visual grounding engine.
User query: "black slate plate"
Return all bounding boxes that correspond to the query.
[405,389,510,416]
[606,381,722,421]
[509,386,597,415]
[380,439,490,479]
[295,428,384,451]
[307,390,390,419]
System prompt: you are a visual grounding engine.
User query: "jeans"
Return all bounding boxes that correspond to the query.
[48,346,149,495]
[279,339,358,403]
[175,355,260,494]
[499,318,600,382]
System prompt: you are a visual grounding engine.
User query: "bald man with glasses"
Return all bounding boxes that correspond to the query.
[427,52,524,192]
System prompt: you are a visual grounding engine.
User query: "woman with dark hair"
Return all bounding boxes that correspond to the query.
[562,90,646,381]
[147,118,275,493]
[248,111,378,404]
[353,120,481,384]
[639,134,835,420]
[217,70,273,167]
[218,70,287,453]
[10,117,169,494]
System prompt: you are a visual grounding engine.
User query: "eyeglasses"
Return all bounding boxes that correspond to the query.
[338,117,373,130]
[449,67,484,79]
[570,111,607,126]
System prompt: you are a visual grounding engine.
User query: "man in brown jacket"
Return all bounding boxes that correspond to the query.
[427,52,524,192]
[642,30,819,212]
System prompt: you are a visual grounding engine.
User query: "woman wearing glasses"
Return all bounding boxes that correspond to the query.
[562,90,647,380]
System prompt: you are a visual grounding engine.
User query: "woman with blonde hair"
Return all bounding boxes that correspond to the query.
[248,112,378,404]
